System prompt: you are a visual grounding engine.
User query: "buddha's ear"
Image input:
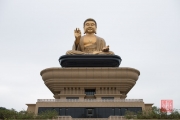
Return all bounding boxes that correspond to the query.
[83,27,86,34]
[94,28,97,34]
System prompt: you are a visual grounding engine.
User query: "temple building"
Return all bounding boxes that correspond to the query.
[26,55,153,118]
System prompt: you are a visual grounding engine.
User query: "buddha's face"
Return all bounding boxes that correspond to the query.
[84,21,97,34]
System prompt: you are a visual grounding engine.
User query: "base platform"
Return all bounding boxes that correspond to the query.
[59,55,122,67]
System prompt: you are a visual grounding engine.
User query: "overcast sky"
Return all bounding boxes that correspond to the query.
[0,0,180,111]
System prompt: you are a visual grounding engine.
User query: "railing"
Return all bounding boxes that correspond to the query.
[37,99,143,102]
[108,116,125,120]
[57,116,125,120]
[73,118,108,120]
[58,116,72,120]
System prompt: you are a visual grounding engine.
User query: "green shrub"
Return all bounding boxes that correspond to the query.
[125,110,137,119]
[35,110,58,119]
[136,106,180,119]
[0,107,58,119]
[16,110,34,119]
[0,108,17,119]
[169,110,180,119]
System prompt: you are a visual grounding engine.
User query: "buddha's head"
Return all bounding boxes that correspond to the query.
[83,18,97,34]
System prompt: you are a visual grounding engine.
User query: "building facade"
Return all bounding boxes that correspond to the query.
[27,66,153,118]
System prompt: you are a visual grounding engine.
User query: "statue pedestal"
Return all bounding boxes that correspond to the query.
[59,55,122,67]
[40,67,140,99]
[26,55,153,118]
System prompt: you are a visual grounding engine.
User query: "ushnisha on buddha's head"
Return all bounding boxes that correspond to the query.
[83,18,97,34]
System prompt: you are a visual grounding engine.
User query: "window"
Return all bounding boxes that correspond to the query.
[85,89,95,95]
[66,97,79,99]
[59,108,61,115]
[65,108,68,115]
[87,109,93,117]
[87,109,93,115]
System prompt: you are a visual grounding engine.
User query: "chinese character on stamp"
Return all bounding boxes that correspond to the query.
[161,100,173,112]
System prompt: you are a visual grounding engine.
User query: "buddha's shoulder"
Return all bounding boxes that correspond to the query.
[95,35,105,41]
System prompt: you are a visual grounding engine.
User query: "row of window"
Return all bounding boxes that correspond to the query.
[38,107,142,118]
[66,97,114,100]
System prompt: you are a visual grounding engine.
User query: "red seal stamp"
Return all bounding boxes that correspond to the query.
[161,100,173,112]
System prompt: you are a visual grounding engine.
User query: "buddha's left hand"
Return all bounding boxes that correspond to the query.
[102,45,109,52]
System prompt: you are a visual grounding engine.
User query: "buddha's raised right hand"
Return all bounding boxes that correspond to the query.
[74,28,81,46]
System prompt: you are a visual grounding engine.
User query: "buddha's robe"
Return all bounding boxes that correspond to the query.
[66,35,114,55]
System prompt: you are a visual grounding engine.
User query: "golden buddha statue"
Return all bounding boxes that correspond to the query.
[66,18,114,55]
